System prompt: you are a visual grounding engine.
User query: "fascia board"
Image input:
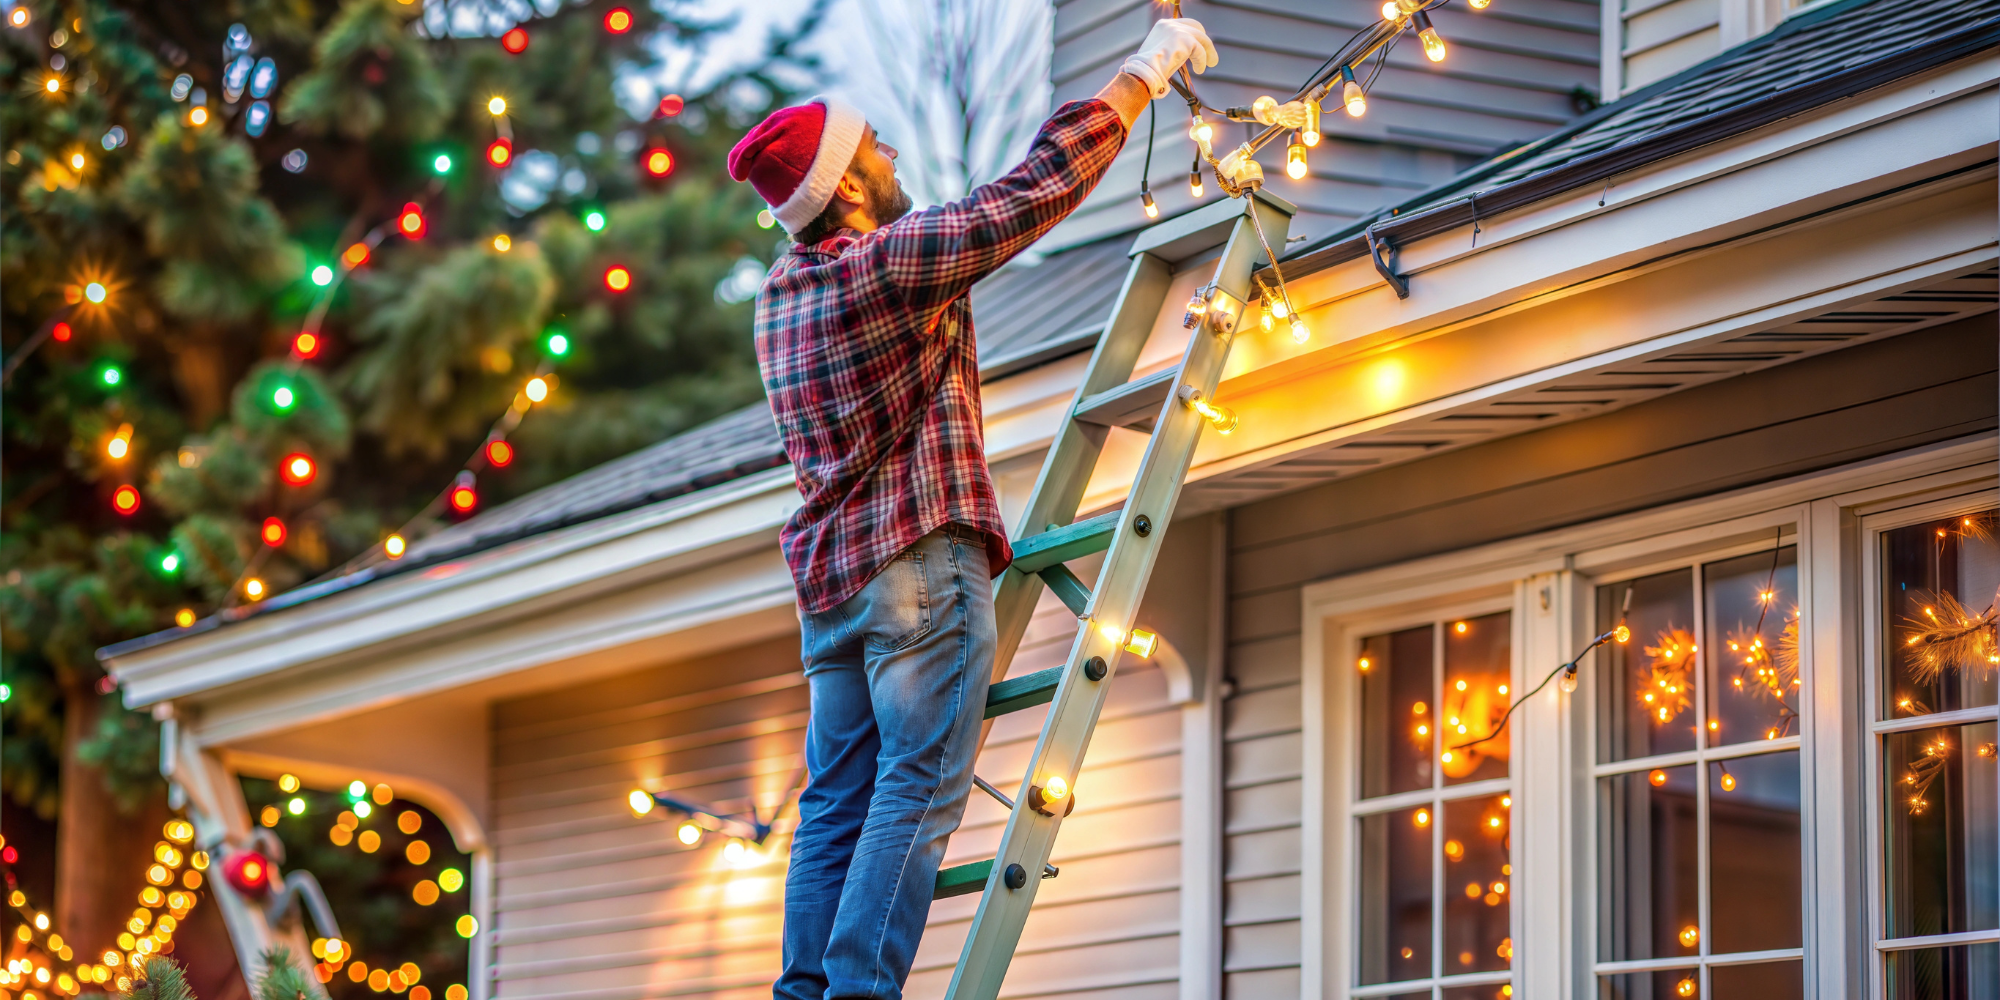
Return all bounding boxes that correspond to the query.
[107,466,801,707]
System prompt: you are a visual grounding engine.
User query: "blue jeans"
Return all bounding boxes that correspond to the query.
[777,525,996,1000]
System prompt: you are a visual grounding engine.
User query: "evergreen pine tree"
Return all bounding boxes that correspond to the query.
[3,0,822,960]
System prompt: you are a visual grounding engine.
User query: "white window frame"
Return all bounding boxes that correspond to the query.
[1326,592,1522,999]
[1300,434,1997,1000]
[1576,530,1809,994]
[1858,488,2000,996]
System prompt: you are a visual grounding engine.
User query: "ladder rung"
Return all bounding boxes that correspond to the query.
[1038,564,1091,615]
[1010,510,1121,573]
[984,666,1063,719]
[1072,367,1175,430]
[934,860,993,899]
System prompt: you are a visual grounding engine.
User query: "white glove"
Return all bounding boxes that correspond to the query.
[1121,18,1219,99]
[1251,95,1313,130]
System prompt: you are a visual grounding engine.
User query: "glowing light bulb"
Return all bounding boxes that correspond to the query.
[486,137,513,167]
[10,7,30,27]
[1469,0,1491,7]
[525,377,549,402]
[1720,772,1736,791]
[106,428,131,460]
[1043,775,1069,802]
[487,96,507,116]
[310,265,333,286]
[1188,164,1204,198]
[433,153,452,174]
[1414,809,1430,827]
[245,578,266,599]
[644,148,673,177]
[1301,100,1321,147]
[45,76,60,93]
[384,534,406,559]
[1124,628,1159,657]
[627,790,654,815]
[1187,115,1213,147]
[261,518,286,547]
[1381,1,1401,18]
[604,7,633,32]
[1141,190,1158,218]
[1289,316,1309,343]
[1615,625,1632,643]
[69,152,84,170]
[1190,397,1238,434]
[1286,136,1308,179]
[84,282,106,303]
[344,242,371,267]
[273,386,295,409]
[1679,925,1698,947]
[603,266,631,292]
[492,234,511,252]
[501,27,528,53]
[1414,12,1446,62]
[584,210,606,231]
[1559,667,1578,693]
[189,107,208,126]
[174,609,195,627]
[756,209,774,229]
[112,484,141,515]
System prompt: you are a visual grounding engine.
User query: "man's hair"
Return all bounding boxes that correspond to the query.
[789,199,847,247]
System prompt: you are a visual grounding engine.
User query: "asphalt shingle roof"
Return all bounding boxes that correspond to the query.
[1277,0,2000,279]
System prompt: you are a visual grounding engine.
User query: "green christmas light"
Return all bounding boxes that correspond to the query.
[100,364,122,386]
[433,153,453,174]
[545,331,570,356]
[310,265,333,286]
[273,385,295,410]
[0,683,11,703]
[160,552,181,573]
[583,209,606,232]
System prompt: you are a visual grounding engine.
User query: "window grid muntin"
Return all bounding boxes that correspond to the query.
[1590,552,1805,995]
[1351,609,1517,998]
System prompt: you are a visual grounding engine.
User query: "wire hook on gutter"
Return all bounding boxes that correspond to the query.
[1364,222,1410,299]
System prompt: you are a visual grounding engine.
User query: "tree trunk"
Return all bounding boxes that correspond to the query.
[55,681,167,959]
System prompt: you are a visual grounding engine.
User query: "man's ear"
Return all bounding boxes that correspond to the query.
[831,170,867,211]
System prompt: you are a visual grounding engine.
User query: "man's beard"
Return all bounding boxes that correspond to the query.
[869,171,914,227]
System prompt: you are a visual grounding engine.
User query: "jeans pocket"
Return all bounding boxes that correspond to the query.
[865,549,933,653]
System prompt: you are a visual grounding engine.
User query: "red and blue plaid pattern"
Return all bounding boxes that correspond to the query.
[755,99,1127,613]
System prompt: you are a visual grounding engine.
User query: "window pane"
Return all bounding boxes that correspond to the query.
[1599,765,1699,962]
[1708,751,1802,953]
[1443,985,1513,1000]
[1709,961,1802,1000]
[1882,721,1999,939]
[1883,943,2000,1000]
[1883,513,2000,718]
[1361,625,1435,799]
[1358,805,1434,985]
[1443,612,1512,785]
[1443,793,1512,975]
[1600,570,1699,763]
[1704,546,1800,745]
[1598,968,1697,1000]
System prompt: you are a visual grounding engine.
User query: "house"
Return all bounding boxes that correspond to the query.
[100,0,1999,998]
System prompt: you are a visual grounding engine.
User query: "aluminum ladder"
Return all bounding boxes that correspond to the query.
[931,189,1294,998]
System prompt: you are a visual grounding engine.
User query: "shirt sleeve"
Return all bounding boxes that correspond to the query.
[872,99,1128,319]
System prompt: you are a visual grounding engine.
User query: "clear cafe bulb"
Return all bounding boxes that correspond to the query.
[1342,66,1367,117]
[1286,135,1308,179]
[1414,11,1447,62]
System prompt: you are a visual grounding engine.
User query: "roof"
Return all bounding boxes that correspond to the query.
[101,235,1134,658]
[1276,0,2000,280]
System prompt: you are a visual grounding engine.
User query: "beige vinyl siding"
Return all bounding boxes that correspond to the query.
[1619,0,1721,90]
[491,578,1195,1000]
[1048,0,1600,249]
[1216,317,1997,995]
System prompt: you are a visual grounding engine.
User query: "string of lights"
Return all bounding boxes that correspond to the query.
[0,821,210,998]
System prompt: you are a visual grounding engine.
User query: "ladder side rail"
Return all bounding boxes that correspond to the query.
[945,196,1291,1000]
[988,250,1173,685]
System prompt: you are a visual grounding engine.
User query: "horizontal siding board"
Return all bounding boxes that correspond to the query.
[1224,874,1303,925]
[1225,731,1303,788]
[1223,919,1303,971]
[1224,827,1301,881]
[1224,778,1302,834]
[1222,684,1302,741]
[1227,634,1301,694]
[1225,967,1302,996]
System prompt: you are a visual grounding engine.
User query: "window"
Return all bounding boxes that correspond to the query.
[1871,509,1999,998]
[1352,611,1515,999]
[1593,543,1805,998]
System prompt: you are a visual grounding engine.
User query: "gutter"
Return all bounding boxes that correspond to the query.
[1272,3,2000,284]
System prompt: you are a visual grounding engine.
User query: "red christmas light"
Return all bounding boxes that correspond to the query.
[1,846,15,864]
[486,137,513,168]
[450,484,478,513]
[604,7,633,32]
[222,850,273,896]
[657,94,684,118]
[262,517,287,547]
[501,26,529,54]
[604,266,632,292]
[343,242,371,268]
[280,453,317,485]
[51,321,72,342]
[112,484,141,515]
[486,439,514,468]
[644,148,674,177]
[397,203,426,240]
[294,331,321,358]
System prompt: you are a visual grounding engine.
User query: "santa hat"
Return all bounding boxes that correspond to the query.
[727,96,867,234]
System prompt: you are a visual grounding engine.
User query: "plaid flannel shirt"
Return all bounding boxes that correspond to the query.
[755,99,1127,614]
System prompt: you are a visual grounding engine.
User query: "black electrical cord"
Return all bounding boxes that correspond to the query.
[1452,625,1626,752]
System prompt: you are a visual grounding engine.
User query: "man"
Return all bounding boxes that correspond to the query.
[727,18,1219,1000]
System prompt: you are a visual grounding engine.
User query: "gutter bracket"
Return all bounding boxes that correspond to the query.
[1364,223,1410,299]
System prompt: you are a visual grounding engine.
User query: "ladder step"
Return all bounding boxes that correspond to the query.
[1071,367,1175,431]
[1038,564,1091,615]
[1010,510,1121,574]
[984,666,1063,719]
[934,860,993,899]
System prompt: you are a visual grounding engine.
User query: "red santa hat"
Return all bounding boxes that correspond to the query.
[727,96,868,234]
